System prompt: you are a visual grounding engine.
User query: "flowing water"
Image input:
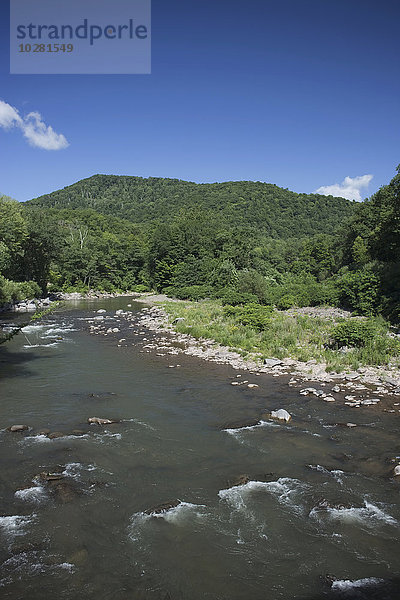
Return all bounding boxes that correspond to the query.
[0,298,399,600]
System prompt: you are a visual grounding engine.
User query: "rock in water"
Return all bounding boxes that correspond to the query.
[229,475,250,487]
[48,431,65,439]
[37,471,64,482]
[270,409,291,422]
[88,417,119,425]
[7,424,29,432]
[394,465,400,477]
[144,500,180,515]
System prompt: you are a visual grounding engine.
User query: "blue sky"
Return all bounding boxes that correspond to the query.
[0,0,399,202]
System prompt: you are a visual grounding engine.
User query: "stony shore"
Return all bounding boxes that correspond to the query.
[86,294,400,416]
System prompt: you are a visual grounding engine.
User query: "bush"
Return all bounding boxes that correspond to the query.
[131,284,150,293]
[331,319,376,348]
[236,270,269,304]
[224,303,273,331]
[216,288,258,306]
[337,267,379,315]
[276,294,297,310]
[0,277,41,304]
[166,285,212,301]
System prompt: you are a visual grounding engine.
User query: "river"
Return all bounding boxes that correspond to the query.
[0,298,399,600]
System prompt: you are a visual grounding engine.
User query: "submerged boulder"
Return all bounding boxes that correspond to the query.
[144,500,180,515]
[229,475,250,488]
[48,479,80,504]
[37,471,64,482]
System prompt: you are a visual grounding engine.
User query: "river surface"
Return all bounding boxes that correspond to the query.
[0,298,399,600]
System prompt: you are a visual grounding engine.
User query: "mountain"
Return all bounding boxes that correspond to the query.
[26,174,356,239]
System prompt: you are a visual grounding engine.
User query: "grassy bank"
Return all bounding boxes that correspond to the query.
[160,300,400,373]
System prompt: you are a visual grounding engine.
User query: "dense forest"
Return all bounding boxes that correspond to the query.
[0,166,399,322]
[28,175,355,238]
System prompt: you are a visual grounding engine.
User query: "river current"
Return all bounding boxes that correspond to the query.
[0,298,399,600]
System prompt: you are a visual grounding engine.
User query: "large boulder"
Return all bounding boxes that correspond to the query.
[263,358,283,368]
[270,409,292,422]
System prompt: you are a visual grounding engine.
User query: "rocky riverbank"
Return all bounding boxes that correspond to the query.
[86,296,400,416]
[0,296,54,314]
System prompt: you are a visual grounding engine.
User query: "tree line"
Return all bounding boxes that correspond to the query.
[0,165,399,322]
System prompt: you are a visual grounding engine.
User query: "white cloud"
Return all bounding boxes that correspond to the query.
[0,100,22,129]
[314,174,373,201]
[0,100,69,150]
[22,111,69,150]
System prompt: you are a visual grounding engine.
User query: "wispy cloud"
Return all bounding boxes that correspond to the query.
[314,174,373,201]
[0,100,69,150]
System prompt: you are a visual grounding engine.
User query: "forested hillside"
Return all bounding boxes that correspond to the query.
[1,166,399,325]
[27,175,356,238]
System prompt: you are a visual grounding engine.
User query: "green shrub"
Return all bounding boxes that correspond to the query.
[277,294,297,310]
[236,270,269,304]
[337,267,379,315]
[0,277,42,304]
[224,303,273,331]
[216,288,258,306]
[62,281,90,294]
[167,285,211,301]
[131,283,150,293]
[331,319,376,348]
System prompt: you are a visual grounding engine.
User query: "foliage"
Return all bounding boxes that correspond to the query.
[224,303,273,331]
[165,285,212,301]
[336,266,380,315]
[216,289,258,305]
[28,174,356,239]
[0,276,41,304]
[162,300,400,371]
[1,164,400,350]
[131,284,150,293]
[330,319,376,348]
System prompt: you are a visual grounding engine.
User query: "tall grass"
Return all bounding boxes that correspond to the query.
[161,300,400,372]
